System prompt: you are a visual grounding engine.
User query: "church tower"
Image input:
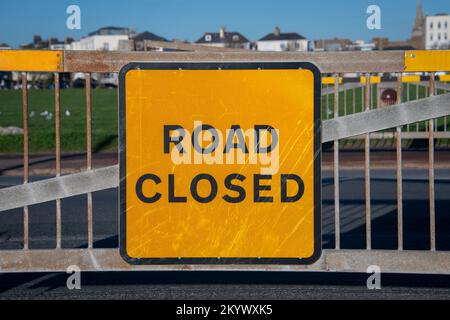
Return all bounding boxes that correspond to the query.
[410,0,425,49]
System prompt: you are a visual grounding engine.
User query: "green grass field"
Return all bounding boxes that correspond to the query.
[0,88,117,153]
[0,84,448,153]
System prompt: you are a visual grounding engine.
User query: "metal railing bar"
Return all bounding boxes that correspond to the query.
[322,92,450,142]
[416,84,420,132]
[334,73,340,249]
[374,84,381,109]
[2,49,449,73]
[327,87,331,120]
[1,249,450,274]
[321,82,362,95]
[429,73,436,252]
[0,166,118,213]
[54,73,62,249]
[144,40,247,52]
[21,72,29,250]
[85,73,93,249]
[361,83,364,114]
[364,73,372,250]
[62,50,407,73]
[406,83,411,132]
[323,84,328,120]
[352,86,356,114]
[341,131,450,140]
[343,87,347,116]
[396,74,403,250]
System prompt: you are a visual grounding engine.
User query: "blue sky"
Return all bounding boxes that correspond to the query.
[0,0,448,47]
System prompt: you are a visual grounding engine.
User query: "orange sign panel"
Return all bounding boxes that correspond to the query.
[119,62,321,265]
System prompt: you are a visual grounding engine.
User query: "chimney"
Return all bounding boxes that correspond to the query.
[219,26,226,39]
[64,37,74,45]
[33,35,42,45]
[274,26,281,36]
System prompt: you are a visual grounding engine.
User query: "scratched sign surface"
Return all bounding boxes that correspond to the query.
[119,62,321,265]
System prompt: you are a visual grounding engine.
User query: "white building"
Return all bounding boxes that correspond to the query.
[70,26,132,51]
[347,40,375,51]
[69,27,134,86]
[50,42,71,50]
[195,27,250,49]
[256,27,308,52]
[425,14,450,49]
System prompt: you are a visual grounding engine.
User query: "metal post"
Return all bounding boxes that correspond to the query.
[416,82,420,132]
[365,73,371,250]
[375,82,378,108]
[429,73,436,252]
[86,73,93,249]
[21,73,29,250]
[352,86,356,114]
[396,74,403,250]
[334,73,340,249]
[361,82,365,113]
[327,85,331,120]
[323,84,327,120]
[406,83,411,132]
[343,87,347,116]
[55,73,62,249]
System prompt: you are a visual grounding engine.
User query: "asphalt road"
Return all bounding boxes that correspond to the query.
[1,271,450,300]
[0,168,449,299]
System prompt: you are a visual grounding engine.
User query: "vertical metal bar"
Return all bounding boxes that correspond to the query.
[334,73,340,249]
[396,74,403,250]
[352,86,356,114]
[406,83,411,132]
[416,83,419,101]
[374,84,381,109]
[343,87,347,116]
[445,110,448,133]
[327,85,331,120]
[323,84,327,120]
[361,82,364,113]
[446,114,448,133]
[407,82,410,101]
[443,74,448,132]
[434,84,438,132]
[416,83,420,132]
[86,73,93,249]
[21,73,29,250]
[365,73,371,250]
[54,73,62,249]
[429,73,436,252]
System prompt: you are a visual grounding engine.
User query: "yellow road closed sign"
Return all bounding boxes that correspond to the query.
[119,62,321,265]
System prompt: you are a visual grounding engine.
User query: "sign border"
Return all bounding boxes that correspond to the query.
[119,62,322,265]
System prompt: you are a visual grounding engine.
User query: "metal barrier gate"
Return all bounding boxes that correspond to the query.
[0,49,450,273]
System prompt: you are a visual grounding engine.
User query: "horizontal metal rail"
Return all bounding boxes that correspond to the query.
[344,132,450,140]
[62,50,406,73]
[1,50,449,73]
[322,92,450,142]
[321,82,362,95]
[0,249,449,274]
[0,50,63,72]
[144,40,247,52]
[0,166,118,212]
